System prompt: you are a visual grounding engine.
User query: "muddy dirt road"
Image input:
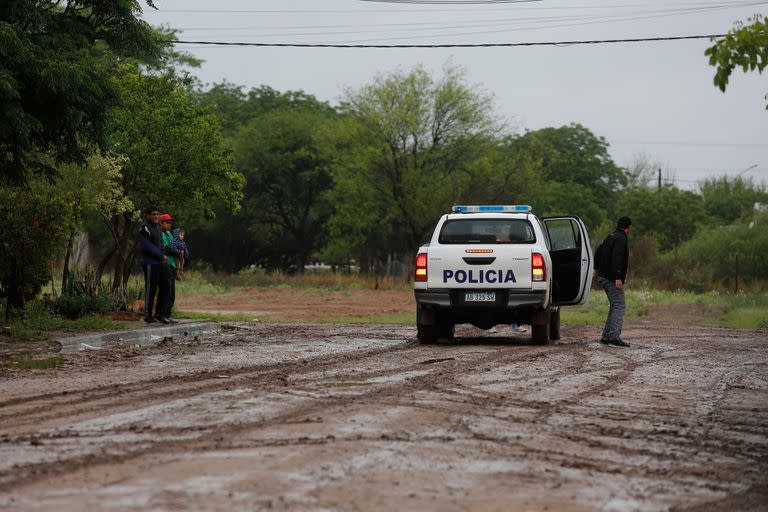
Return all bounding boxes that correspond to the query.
[1,323,766,511]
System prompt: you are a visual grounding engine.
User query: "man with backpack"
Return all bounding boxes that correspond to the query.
[594,216,633,347]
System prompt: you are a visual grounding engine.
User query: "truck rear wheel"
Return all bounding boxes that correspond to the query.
[549,307,561,341]
[416,306,454,344]
[531,307,551,345]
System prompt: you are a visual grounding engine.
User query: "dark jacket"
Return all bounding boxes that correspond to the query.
[137,219,165,265]
[595,229,629,283]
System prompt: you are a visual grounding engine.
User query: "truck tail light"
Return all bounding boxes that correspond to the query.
[415,253,428,282]
[532,253,546,282]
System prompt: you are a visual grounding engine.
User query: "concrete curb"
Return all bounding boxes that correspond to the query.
[58,321,220,354]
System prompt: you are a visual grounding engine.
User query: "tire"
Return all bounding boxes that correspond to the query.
[549,307,561,341]
[531,307,551,345]
[435,313,455,340]
[416,306,453,344]
[417,323,438,344]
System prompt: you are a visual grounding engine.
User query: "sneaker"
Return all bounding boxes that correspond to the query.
[154,316,171,325]
[608,338,630,347]
[144,316,157,324]
[510,324,527,333]
[599,338,610,344]
[167,317,179,324]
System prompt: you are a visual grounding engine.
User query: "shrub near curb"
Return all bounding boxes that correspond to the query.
[47,293,118,319]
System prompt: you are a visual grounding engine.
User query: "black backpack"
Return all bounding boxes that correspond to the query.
[594,233,618,272]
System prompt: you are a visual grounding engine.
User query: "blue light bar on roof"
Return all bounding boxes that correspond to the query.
[451,205,532,213]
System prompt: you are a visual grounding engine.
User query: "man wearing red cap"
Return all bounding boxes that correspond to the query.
[159,213,182,323]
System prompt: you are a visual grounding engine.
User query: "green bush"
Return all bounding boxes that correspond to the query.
[675,213,768,292]
[0,187,72,310]
[45,293,118,319]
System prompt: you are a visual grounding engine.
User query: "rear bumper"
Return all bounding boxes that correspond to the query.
[414,289,547,309]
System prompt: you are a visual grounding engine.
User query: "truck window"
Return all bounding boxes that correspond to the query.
[439,219,535,244]
[546,219,581,250]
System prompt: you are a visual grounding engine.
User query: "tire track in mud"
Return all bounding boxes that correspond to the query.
[0,331,542,489]
[0,339,417,432]
[2,323,766,506]
[0,332,589,491]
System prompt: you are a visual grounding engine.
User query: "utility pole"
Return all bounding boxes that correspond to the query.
[657,168,662,193]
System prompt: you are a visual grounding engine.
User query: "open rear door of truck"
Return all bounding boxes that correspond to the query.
[542,216,593,306]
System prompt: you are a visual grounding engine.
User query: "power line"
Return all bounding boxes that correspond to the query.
[171,33,727,48]
[361,0,543,3]
[163,3,754,46]
[321,3,749,44]
[172,5,753,35]
[613,140,768,148]
[144,1,768,14]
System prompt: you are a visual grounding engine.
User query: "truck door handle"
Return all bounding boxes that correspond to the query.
[462,257,496,265]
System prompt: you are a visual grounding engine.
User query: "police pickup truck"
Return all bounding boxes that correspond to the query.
[413,205,593,344]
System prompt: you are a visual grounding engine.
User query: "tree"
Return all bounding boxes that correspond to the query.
[677,213,768,292]
[504,124,627,209]
[533,181,608,232]
[706,15,768,109]
[619,185,709,256]
[333,63,501,262]
[624,152,665,189]
[189,86,338,272]
[230,109,336,273]
[0,187,71,318]
[102,64,244,289]
[195,83,337,138]
[31,153,133,293]
[699,175,768,225]
[0,0,164,184]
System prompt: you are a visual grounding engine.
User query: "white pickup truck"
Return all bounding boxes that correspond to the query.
[413,205,593,344]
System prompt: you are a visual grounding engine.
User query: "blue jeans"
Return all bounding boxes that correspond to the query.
[598,276,625,341]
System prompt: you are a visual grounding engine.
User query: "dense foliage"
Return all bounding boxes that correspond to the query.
[187,64,767,292]
[706,15,768,109]
[0,0,163,184]
[2,3,767,315]
[0,187,71,315]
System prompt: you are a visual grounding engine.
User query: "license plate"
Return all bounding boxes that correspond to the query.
[465,292,495,302]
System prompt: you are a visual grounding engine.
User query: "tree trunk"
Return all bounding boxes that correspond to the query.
[3,297,9,326]
[112,216,135,292]
[61,229,76,295]
[6,257,24,310]
[95,243,118,293]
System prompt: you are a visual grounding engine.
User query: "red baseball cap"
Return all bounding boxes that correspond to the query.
[158,214,175,222]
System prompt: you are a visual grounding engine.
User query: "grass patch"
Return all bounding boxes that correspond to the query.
[174,310,258,322]
[716,307,768,329]
[4,303,123,341]
[564,288,767,329]
[175,278,230,295]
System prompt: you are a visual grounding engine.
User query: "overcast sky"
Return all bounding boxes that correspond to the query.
[143,0,768,190]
